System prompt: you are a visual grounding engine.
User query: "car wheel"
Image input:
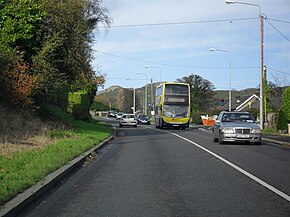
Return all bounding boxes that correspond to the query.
[119,124,122,128]
[218,134,224,144]
[133,125,137,127]
[213,131,218,142]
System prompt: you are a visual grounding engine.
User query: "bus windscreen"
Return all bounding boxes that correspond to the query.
[164,105,189,118]
[165,84,189,95]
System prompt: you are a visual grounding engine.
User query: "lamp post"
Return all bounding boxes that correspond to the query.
[126,78,136,114]
[136,72,148,115]
[137,90,144,113]
[225,0,264,129]
[210,48,232,111]
[133,88,136,114]
[145,65,161,83]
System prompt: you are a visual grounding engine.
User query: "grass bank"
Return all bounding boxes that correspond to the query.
[0,107,113,206]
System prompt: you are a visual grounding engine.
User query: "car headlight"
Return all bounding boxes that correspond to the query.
[221,128,234,133]
[251,128,261,133]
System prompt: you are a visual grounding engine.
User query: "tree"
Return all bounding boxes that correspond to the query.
[276,110,287,132]
[0,0,45,107]
[32,0,110,106]
[0,0,111,111]
[276,87,290,132]
[263,67,274,120]
[177,74,215,112]
[0,0,46,62]
[34,0,110,81]
[117,88,133,113]
[281,86,290,123]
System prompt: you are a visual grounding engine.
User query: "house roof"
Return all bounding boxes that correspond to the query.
[236,94,260,111]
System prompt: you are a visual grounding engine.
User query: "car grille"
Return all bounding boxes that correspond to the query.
[235,128,251,134]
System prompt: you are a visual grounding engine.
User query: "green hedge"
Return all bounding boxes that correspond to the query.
[276,86,290,132]
[68,91,90,121]
[281,87,290,123]
[276,109,287,132]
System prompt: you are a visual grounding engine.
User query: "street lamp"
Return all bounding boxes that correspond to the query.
[225,0,264,129]
[145,65,162,83]
[137,90,144,113]
[126,78,136,114]
[210,48,232,111]
[133,88,136,114]
[225,0,261,13]
[136,72,148,115]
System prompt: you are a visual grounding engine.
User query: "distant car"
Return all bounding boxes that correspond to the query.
[116,112,123,120]
[137,114,150,125]
[212,111,261,145]
[107,110,117,118]
[119,114,138,127]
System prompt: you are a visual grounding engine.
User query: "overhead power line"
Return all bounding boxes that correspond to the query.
[95,50,258,70]
[265,18,290,42]
[267,17,290,24]
[96,50,289,76]
[105,17,258,28]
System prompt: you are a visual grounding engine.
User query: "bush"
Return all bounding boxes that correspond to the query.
[281,87,290,123]
[68,91,90,121]
[276,110,287,132]
[262,127,278,134]
[91,101,109,111]
[0,61,37,108]
[191,111,202,125]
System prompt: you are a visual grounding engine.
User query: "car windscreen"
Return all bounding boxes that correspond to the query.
[123,115,134,118]
[222,113,255,122]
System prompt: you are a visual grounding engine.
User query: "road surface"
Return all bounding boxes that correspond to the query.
[18,119,290,217]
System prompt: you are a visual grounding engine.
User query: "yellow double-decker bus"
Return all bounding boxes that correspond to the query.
[154,82,190,129]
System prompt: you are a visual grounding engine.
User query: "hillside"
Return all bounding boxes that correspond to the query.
[94,84,287,114]
[95,83,160,112]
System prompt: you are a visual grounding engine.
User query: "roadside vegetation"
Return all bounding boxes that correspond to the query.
[0,0,112,206]
[0,105,113,206]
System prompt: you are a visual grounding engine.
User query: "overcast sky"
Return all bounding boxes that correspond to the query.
[92,0,290,90]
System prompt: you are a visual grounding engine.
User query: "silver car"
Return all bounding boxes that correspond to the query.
[119,114,138,128]
[212,111,261,144]
[116,112,123,120]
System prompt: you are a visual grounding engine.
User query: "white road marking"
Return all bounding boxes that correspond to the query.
[145,126,290,203]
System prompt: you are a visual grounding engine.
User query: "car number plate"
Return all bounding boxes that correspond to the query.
[237,134,249,138]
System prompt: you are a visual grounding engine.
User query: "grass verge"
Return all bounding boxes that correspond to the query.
[0,107,113,206]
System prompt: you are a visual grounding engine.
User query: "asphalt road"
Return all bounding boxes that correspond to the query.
[17,119,290,217]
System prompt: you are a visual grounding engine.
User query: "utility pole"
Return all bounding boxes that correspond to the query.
[133,88,136,115]
[145,84,147,115]
[225,0,264,129]
[260,14,264,129]
[151,78,154,116]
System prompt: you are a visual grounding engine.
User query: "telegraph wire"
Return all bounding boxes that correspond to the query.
[267,17,290,24]
[95,50,258,70]
[265,18,290,42]
[103,17,258,28]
